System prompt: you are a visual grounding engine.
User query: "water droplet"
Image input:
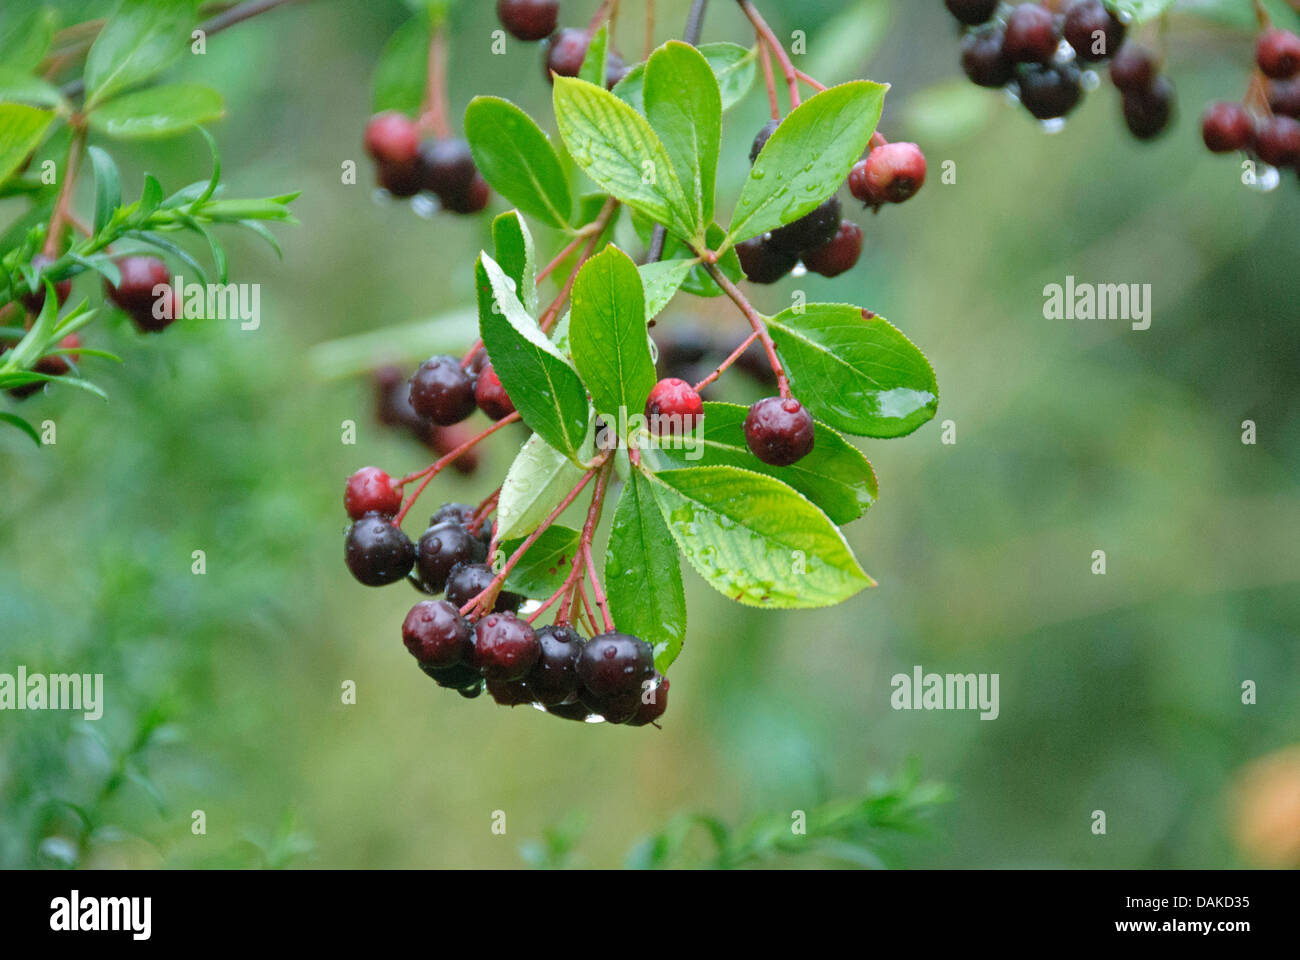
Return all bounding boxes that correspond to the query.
[410,194,439,219]
[1246,165,1281,193]
[1039,117,1067,135]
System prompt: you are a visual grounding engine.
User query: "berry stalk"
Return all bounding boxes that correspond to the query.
[393,411,520,524]
[702,260,789,397]
[739,0,801,108]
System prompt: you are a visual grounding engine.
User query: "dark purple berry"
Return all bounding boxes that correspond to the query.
[1202,102,1256,153]
[544,27,622,86]
[487,677,534,706]
[645,377,703,435]
[440,172,490,214]
[801,220,863,278]
[445,562,523,613]
[749,118,780,163]
[961,27,1015,88]
[345,512,415,586]
[545,700,592,722]
[422,661,482,692]
[376,158,423,197]
[581,687,642,724]
[1257,29,1300,80]
[526,624,585,706]
[431,502,476,526]
[736,236,797,284]
[625,675,669,727]
[1017,60,1083,120]
[417,521,488,593]
[768,196,841,256]
[105,255,171,317]
[409,354,476,425]
[576,632,654,699]
[497,0,558,42]
[1122,76,1174,140]
[944,0,999,26]
[1110,44,1156,92]
[402,600,473,668]
[419,138,477,201]
[1063,0,1125,62]
[473,612,540,681]
[1004,4,1060,64]
[1255,115,1300,168]
[744,396,815,466]
[1267,78,1300,119]
[345,466,402,519]
[474,361,515,420]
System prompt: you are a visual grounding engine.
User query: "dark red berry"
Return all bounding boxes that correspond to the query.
[576,632,654,699]
[497,0,558,42]
[801,220,863,278]
[1003,4,1060,64]
[1110,44,1156,92]
[1255,115,1300,168]
[402,599,473,669]
[105,255,171,316]
[473,612,540,681]
[944,0,999,26]
[545,700,592,722]
[1122,76,1174,140]
[363,111,420,165]
[487,677,534,706]
[1017,61,1083,120]
[409,354,477,425]
[645,377,703,435]
[581,687,642,724]
[7,333,79,399]
[441,172,490,214]
[1201,101,1255,153]
[445,562,523,613]
[749,118,780,163]
[431,502,476,526]
[769,196,841,256]
[545,27,590,81]
[1257,29,1300,80]
[604,50,629,89]
[474,361,515,420]
[344,467,402,519]
[422,661,482,692]
[744,396,815,466]
[849,142,927,207]
[419,138,477,201]
[417,521,488,592]
[345,512,415,586]
[736,236,797,284]
[526,624,585,706]
[1063,0,1125,62]
[625,675,669,727]
[961,27,1016,88]
[429,422,482,474]
[376,158,423,197]
[20,255,72,315]
[1267,77,1300,119]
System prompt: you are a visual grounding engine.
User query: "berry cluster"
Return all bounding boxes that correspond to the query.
[363,112,490,213]
[496,1,628,89]
[1201,29,1300,174]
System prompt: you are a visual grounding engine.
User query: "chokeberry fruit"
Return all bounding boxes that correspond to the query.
[744,396,815,466]
[749,118,780,163]
[440,172,490,214]
[1063,0,1125,62]
[345,512,415,586]
[487,677,534,706]
[376,158,423,197]
[1257,29,1300,80]
[625,675,669,727]
[445,562,523,613]
[105,255,171,319]
[526,624,584,706]
[801,220,863,278]
[768,196,841,255]
[849,142,927,207]
[1109,44,1156,92]
[645,377,704,435]
[1201,101,1255,153]
[544,27,593,82]
[419,138,477,201]
[545,700,592,722]
[417,521,488,593]
[497,0,559,42]
[1255,115,1300,168]
[1268,78,1300,119]
[604,49,629,88]
[576,632,654,699]
[431,502,476,526]
[422,661,482,692]
[1122,76,1174,140]
[1003,4,1060,64]
[736,236,797,285]
[1017,60,1083,120]
[20,255,72,315]
[581,687,642,724]
[474,612,541,681]
[363,111,420,165]
[961,27,1016,88]
[409,354,477,425]
[944,0,999,26]
[345,467,402,519]
[402,600,473,669]
[474,361,515,420]
[6,334,79,399]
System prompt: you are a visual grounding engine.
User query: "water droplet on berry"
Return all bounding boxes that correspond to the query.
[1246,165,1282,193]
[1039,117,1067,135]
[410,194,438,218]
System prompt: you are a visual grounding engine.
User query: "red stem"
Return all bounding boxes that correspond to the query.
[42,128,86,260]
[757,32,779,120]
[703,260,789,396]
[795,68,826,92]
[741,2,799,108]
[582,540,614,633]
[694,329,759,392]
[420,26,451,139]
[393,412,520,525]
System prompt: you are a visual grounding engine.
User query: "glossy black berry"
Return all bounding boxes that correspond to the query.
[422,661,482,692]
[419,138,477,201]
[645,377,703,435]
[801,220,863,278]
[749,118,780,163]
[1004,4,1060,64]
[581,687,642,724]
[402,599,473,669]
[431,502,476,526]
[1017,60,1083,120]
[1122,76,1174,140]
[497,0,558,42]
[944,0,999,26]
[417,521,488,592]
[345,466,402,519]
[474,361,515,420]
[736,236,797,284]
[1109,44,1156,92]
[526,624,585,706]
[445,562,523,613]
[1202,102,1256,153]
[961,27,1016,88]
[625,675,669,727]
[487,677,534,706]
[576,632,654,699]
[409,354,477,425]
[345,512,415,586]
[1255,115,1300,168]
[769,196,841,256]
[1063,0,1125,62]
[744,396,815,466]
[1257,29,1300,80]
[473,612,541,681]
[545,700,592,722]
[20,255,72,315]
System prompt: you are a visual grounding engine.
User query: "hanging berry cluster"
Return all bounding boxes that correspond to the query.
[1201,25,1300,174]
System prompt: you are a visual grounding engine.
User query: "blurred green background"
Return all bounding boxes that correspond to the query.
[2,0,1298,868]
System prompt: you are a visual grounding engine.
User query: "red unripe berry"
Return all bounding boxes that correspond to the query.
[744,396,815,466]
[1003,4,1060,64]
[1257,29,1300,80]
[345,466,402,519]
[497,0,559,42]
[1201,102,1255,153]
[1255,115,1300,168]
[849,142,927,207]
[402,600,473,669]
[473,613,541,682]
[801,220,863,278]
[474,362,515,420]
[363,112,420,165]
[645,377,703,435]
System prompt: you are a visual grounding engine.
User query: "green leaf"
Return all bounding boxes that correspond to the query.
[649,402,877,525]
[371,15,428,114]
[0,6,57,72]
[644,41,721,231]
[613,42,757,114]
[87,83,224,139]
[0,67,68,110]
[578,23,608,87]
[637,258,695,320]
[766,303,938,438]
[502,525,580,598]
[497,433,589,540]
[139,173,164,215]
[87,146,122,235]
[465,97,572,229]
[552,75,697,242]
[83,0,200,109]
[569,245,656,424]
[492,210,538,314]
[728,81,885,246]
[477,253,589,458]
[0,411,41,446]
[644,465,873,608]
[632,215,740,297]
[607,470,687,672]
[0,103,54,185]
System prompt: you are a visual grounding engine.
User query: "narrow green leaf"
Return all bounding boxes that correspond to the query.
[578,23,608,87]
[497,433,589,540]
[613,42,757,114]
[728,81,886,246]
[492,210,538,314]
[0,412,41,446]
[502,525,581,598]
[607,469,687,672]
[644,41,721,231]
[766,303,938,438]
[371,15,428,114]
[87,146,122,235]
[84,0,200,109]
[0,104,55,185]
[465,97,572,229]
[139,173,164,215]
[87,83,224,139]
[644,465,873,608]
